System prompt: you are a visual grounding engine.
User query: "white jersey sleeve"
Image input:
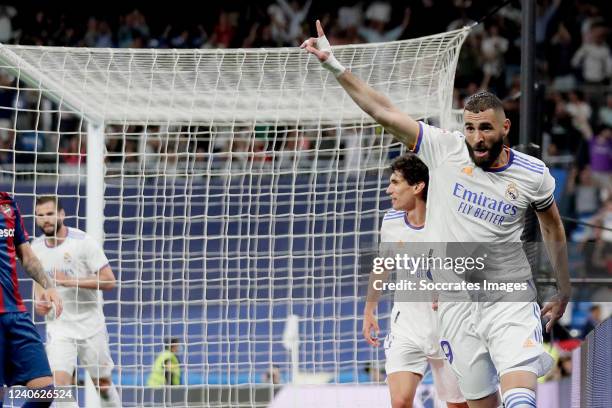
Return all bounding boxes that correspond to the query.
[411,121,465,169]
[530,166,556,212]
[83,234,110,273]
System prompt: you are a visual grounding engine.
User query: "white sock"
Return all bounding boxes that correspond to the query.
[502,388,536,408]
[99,383,121,408]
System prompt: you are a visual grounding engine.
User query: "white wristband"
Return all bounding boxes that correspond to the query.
[322,54,346,77]
[316,35,346,77]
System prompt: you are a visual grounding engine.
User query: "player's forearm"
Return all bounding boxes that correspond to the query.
[22,255,55,289]
[541,222,571,297]
[365,269,389,311]
[62,275,116,290]
[337,72,418,147]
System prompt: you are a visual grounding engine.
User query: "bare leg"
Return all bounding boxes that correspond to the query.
[387,371,422,408]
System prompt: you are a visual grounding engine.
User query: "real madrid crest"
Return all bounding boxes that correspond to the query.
[505,183,519,201]
[63,252,72,263]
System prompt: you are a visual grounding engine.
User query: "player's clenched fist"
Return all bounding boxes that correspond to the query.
[300,20,346,77]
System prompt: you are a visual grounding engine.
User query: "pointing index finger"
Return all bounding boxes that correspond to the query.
[316,20,325,38]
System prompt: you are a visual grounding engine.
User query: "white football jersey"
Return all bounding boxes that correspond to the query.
[380,209,440,356]
[412,121,556,282]
[31,227,109,339]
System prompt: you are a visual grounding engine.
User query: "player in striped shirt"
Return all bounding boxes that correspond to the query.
[0,192,62,407]
[303,21,571,408]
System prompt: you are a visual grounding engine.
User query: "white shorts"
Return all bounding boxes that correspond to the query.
[438,301,553,400]
[46,328,115,379]
[384,332,465,403]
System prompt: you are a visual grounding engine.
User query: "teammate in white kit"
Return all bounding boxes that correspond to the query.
[363,153,467,408]
[303,21,571,408]
[31,196,121,407]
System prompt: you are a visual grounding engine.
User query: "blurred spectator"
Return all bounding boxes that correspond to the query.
[535,0,560,50]
[192,25,209,48]
[277,128,309,169]
[546,93,582,154]
[557,351,572,378]
[591,198,612,271]
[118,10,150,48]
[267,4,289,46]
[446,6,476,32]
[117,13,134,46]
[598,93,612,128]
[538,342,560,383]
[599,198,612,234]
[147,337,182,387]
[208,11,236,48]
[52,14,78,47]
[566,90,593,139]
[581,304,602,336]
[61,136,86,166]
[337,4,362,33]
[171,29,191,48]
[0,129,14,164]
[243,23,278,48]
[276,0,312,46]
[262,365,281,384]
[82,17,98,47]
[358,3,410,43]
[95,20,113,47]
[571,24,612,85]
[568,166,601,242]
[548,23,577,92]
[363,361,385,383]
[132,9,150,40]
[0,5,17,43]
[577,3,604,44]
[587,126,612,194]
[480,23,508,93]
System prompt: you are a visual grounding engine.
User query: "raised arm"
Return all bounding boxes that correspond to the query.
[301,20,420,148]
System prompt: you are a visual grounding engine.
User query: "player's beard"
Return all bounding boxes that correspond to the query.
[465,134,504,169]
[41,220,63,237]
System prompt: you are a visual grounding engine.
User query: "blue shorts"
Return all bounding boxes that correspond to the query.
[0,312,52,386]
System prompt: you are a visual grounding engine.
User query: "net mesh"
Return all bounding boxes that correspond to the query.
[0,27,469,407]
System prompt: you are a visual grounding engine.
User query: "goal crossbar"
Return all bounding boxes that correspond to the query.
[0,28,469,125]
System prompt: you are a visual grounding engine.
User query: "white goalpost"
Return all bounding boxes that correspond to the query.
[0,27,469,407]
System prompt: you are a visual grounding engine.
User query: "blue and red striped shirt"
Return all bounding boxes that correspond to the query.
[0,192,29,313]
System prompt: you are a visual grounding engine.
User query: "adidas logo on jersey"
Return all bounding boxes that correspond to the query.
[522,338,536,348]
[461,166,474,176]
[0,228,15,237]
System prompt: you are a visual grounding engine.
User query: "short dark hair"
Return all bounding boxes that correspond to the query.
[165,337,180,350]
[464,91,504,114]
[390,153,429,200]
[35,196,63,211]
